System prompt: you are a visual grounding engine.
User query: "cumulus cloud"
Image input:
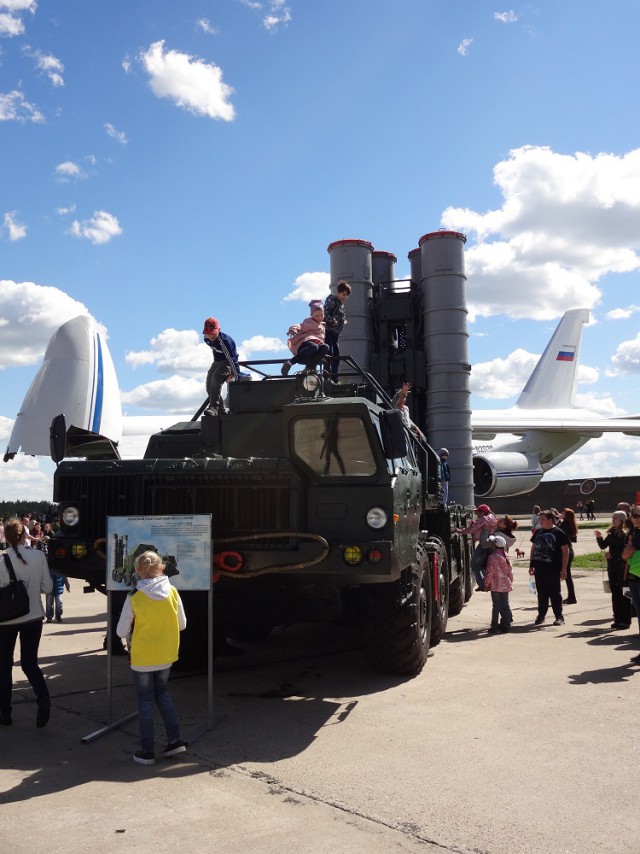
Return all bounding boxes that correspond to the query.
[125,328,210,375]
[441,145,640,320]
[3,211,26,240]
[121,375,206,414]
[606,305,640,320]
[138,40,235,121]
[240,335,286,355]
[457,38,473,56]
[55,160,84,179]
[283,271,330,303]
[0,89,44,122]
[0,281,93,369]
[611,332,640,374]
[55,204,76,216]
[69,210,122,244]
[105,122,128,144]
[494,10,518,23]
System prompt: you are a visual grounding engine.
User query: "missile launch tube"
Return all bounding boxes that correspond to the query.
[419,231,474,508]
[327,239,374,371]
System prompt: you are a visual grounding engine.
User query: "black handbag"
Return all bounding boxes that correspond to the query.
[0,553,31,622]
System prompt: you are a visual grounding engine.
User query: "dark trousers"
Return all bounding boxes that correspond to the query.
[325,330,340,379]
[533,563,563,619]
[0,619,48,713]
[608,558,631,626]
[291,341,330,368]
[564,553,576,601]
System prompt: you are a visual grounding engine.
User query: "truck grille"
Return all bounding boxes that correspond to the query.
[56,471,297,545]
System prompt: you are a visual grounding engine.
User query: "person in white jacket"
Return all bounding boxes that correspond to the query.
[0,517,53,727]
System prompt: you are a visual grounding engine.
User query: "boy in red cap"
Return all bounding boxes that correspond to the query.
[202,317,240,416]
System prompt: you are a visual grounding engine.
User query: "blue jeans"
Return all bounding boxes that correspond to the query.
[132,667,181,753]
[490,592,513,627]
[0,619,48,714]
[472,546,488,587]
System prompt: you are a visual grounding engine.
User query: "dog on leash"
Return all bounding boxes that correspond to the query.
[515,548,526,559]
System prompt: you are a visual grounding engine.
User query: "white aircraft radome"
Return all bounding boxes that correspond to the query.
[5,310,640,500]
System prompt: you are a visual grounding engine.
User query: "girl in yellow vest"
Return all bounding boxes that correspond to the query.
[116,550,187,765]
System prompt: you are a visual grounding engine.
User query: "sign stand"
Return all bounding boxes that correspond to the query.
[82,514,218,745]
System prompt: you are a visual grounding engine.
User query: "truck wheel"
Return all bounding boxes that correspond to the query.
[464,538,474,602]
[426,537,449,646]
[448,559,464,617]
[363,548,432,676]
[227,622,274,642]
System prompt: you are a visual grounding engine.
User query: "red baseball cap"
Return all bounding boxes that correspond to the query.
[473,504,491,513]
[203,317,220,335]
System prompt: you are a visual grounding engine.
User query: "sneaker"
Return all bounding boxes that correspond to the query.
[133,751,156,765]
[202,407,218,417]
[163,740,187,757]
[563,597,577,605]
[487,625,499,634]
[46,617,53,623]
[55,616,62,622]
[498,624,511,633]
[281,360,291,377]
[534,615,545,626]
[36,698,51,728]
[552,616,565,626]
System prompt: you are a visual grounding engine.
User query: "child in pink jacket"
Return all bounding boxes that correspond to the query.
[281,300,330,376]
[484,534,513,633]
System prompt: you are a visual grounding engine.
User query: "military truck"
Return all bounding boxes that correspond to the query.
[47,231,476,675]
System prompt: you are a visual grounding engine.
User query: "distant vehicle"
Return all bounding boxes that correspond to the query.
[471,309,640,497]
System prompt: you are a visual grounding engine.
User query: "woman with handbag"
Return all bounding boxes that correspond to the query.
[0,517,53,727]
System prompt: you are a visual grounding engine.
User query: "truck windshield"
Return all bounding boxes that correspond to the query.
[292,415,378,478]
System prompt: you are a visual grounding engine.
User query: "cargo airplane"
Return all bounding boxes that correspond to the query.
[5,310,640,499]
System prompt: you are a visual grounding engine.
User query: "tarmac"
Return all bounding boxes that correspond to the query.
[2,517,639,853]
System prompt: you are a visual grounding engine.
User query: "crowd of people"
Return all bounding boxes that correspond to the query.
[457,500,640,662]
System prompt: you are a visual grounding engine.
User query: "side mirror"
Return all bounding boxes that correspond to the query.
[50,413,67,464]
[380,409,407,460]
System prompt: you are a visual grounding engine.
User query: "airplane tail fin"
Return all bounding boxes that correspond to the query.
[516,309,589,410]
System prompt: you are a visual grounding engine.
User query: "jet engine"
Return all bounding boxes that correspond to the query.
[473,452,544,498]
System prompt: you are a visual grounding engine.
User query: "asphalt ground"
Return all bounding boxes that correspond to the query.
[1,518,638,854]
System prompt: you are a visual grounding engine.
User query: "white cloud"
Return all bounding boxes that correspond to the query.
[240,335,286,355]
[69,210,122,245]
[0,11,23,35]
[611,332,640,374]
[441,145,640,320]
[494,11,518,23]
[0,281,93,369]
[138,40,235,121]
[125,328,210,375]
[0,89,44,122]
[457,38,473,56]
[196,17,218,35]
[0,1,38,11]
[55,160,84,179]
[105,122,128,144]
[3,211,26,240]
[283,271,330,303]
[121,375,206,414]
[606,305,640,320]
[55,204,76,215]
[472,348,538,399]
[238,0,262,9]
[26,48,64,86]
[263,3,291,32]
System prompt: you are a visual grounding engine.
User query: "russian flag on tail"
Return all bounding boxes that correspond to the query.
[556,348,575,362]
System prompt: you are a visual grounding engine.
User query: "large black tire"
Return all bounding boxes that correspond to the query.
[426,536,449,646]
[227,621,274,642]
[363,545,432,676]
[464,536,474,603]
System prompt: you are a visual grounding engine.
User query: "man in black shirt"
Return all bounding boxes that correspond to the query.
[529,510,570,626]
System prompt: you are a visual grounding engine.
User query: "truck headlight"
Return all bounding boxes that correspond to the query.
[302,373,321,393]
[366,507,388,529]
[61,506,80,527]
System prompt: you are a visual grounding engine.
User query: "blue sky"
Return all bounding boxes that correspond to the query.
[2,0,640,500]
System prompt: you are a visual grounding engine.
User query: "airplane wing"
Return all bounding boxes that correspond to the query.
[472,415,640,437]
